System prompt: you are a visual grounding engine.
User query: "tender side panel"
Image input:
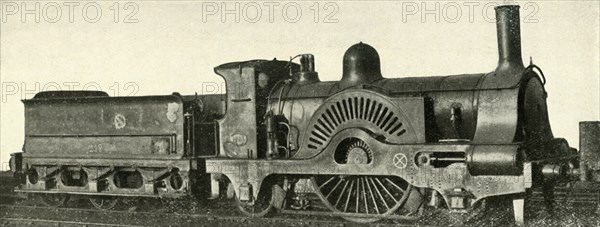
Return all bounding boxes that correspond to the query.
[23,95,185,159]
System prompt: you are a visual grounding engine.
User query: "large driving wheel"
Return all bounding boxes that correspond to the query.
[311,139,420,223]
[311,175,416,223]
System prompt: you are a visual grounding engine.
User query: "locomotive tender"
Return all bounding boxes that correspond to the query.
[9,5,600,225]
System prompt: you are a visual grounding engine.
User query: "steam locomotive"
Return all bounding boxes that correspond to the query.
[8,5,600,225]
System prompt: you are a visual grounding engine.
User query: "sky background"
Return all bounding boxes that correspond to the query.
[1,1,599,169]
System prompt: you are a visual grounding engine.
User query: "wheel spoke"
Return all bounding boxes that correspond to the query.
[343,180,355,212]
[334,180,349,207]
[361,178,369,214]
[325,178,343,199]
[369,177,390,211]
[375,178,399,203]
[385,178,404,192]
[355,179,360,213]
[365,177,380,214]
[319,177,336,189]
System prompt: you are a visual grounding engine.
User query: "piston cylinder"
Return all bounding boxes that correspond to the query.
[467,144,524,175]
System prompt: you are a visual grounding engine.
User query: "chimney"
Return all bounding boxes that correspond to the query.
[495,5,525,76]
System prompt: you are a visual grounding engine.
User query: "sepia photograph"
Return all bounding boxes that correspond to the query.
[0,0,599,226]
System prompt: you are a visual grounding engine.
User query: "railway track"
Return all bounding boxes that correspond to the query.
[1,185,598,227]
[2,217,142,227]
[0,203,418,227]
[1,197,598,227]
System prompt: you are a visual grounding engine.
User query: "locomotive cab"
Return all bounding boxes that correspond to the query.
[213,60,298,159]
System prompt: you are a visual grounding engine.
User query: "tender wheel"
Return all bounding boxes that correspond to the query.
[89,196,119,210]
[311,175,419,223]
[38,193,69,207]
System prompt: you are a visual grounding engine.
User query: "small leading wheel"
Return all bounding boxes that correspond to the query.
[89,196,119,210]
[236,184,276,218]
[38,193,69,207]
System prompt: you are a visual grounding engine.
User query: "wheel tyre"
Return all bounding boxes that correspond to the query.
[236,183,282,218]
[89,197,119,210]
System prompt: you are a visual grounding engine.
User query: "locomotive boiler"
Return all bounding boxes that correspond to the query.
[9,4,599,225]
